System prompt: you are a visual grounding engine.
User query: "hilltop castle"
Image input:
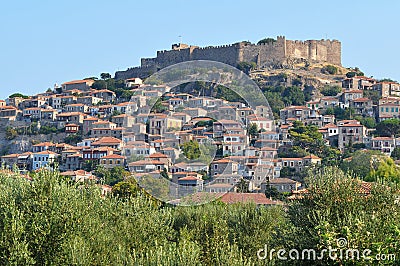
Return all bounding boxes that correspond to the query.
[115,36,341,79]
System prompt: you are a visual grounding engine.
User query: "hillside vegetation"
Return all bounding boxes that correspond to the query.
[0,168,397,265]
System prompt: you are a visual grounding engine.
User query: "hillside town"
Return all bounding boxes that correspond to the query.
[0,69,399,202]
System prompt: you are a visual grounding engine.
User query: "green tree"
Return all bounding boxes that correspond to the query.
[366,157,400,183]
[112,178,140,199]
[247,123,258,138]
[8,93,29,99]
[257,38,276,45]
[355,116,376,129]
[341,149,384,179]
[91,79,107,90]
[324,106,335,115]
[236,179,249,193]
[375,118,400,136]
[95,166,130,186]
[282,86,305,106]
[100,73,111,80]
[333,106,354,120]
[323,65,338,75]
[289,121,322,150]
[236,61,256,74]
[363,90,380,104]
[280,167,296,177]
[380,78,397,82]
[264,184,280,199]
[83,160,98,172]
[291,78,302,86]
[151,98,167,113]
[346,68,364,78]
[263,91,284,118]
[286,166,400,262]
[320,85,342,96]
[278,146,308,158]
[137,175,170,202]
[64,133,83,145]
[181,140,200,160]
[128,154,145,163]
[5,127,17,140]
[390,146,400,160]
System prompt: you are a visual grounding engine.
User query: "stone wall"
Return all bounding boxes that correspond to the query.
[285,39,341,65]
[241,36,287,67]
[115,36,341,79]
[156,48,192,68]
[191,44,240,66]
[115,65,157,80]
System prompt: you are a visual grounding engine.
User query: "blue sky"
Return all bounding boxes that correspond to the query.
[0,0,399,99]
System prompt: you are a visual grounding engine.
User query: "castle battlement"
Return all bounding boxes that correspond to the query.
[115,36,341,80]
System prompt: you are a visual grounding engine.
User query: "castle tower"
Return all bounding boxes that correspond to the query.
[277,36,286,57]
[308,40,317,61]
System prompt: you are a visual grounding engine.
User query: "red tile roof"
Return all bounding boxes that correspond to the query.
[220,193,281,205]
[101,154,125,159]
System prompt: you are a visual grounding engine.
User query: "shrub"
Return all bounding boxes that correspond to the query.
[323,65,338,75]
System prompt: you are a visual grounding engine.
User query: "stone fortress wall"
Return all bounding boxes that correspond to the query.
[115,36,341,79]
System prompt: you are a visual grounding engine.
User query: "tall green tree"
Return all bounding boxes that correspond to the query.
[282,86,305,106]
[366,157,400,183]
[247,123,259,138]
[181,140,200,160]
[341,150,384,179]
[320,85,342,96]
[375,119,400,137]
[100,73,111,80]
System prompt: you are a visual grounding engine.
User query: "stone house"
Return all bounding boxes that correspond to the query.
[337,120,366,151]
[62,79,94,91]
[99,154,125,169]
[261,177,301,193]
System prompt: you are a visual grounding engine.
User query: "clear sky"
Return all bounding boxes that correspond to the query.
[1,0,399,99]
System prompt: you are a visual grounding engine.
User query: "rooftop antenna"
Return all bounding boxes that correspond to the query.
[178,35,182,44]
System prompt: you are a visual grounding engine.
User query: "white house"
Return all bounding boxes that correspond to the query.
[32,151,57,170]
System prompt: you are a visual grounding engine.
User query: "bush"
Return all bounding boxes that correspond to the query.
[257,38,276,45]
[286,167,400,262]
[0,168,397,264]
[323,65,338,75]
[39,126,57,135]
[5,127,17,140]
[320,85,342,96]
[0,169,289,265]
[236,61,256,74]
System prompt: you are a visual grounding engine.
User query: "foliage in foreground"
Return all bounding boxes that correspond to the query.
[0,167,397,265]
